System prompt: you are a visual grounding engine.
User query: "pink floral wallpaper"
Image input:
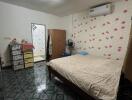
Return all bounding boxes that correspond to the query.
[71,0,132,60]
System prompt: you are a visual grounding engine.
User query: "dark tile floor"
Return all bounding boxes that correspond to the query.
[0,62,81,100]
[0,62,132,100]
[0,72,4,100]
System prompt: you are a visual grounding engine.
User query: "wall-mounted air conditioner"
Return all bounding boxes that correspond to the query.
[89,3,112,17]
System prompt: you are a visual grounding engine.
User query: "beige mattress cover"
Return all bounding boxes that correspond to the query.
[47,54,123,100]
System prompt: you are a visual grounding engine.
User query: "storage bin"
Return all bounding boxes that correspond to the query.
[24,52,32,55]
[25,63,33,68]
[12,45,21,50]
[12,50,22,55]
[14,65,24,70]
[25,58,34,64]
[24,54,33,59]
[13,55,23,60]
[13,60,24,66]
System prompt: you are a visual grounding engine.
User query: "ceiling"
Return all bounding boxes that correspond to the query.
[0,0,120,17]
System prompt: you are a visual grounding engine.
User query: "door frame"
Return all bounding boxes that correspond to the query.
[31,23,47,62]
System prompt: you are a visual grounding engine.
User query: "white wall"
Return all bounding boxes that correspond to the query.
[60,15,73,39]
[1,0,132,67]
[0,1,63,67]
[62,0,132,61]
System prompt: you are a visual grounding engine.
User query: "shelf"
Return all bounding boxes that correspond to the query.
[9,44,34,70]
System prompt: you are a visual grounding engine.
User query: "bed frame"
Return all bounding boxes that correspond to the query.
[47,66,95,100]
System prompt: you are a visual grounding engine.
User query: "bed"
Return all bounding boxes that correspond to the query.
[47,54,124,100]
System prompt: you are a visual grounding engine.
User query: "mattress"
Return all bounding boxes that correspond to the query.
[47,54,124,100]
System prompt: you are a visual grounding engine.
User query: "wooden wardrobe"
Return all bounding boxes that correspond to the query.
[46,29,66,61]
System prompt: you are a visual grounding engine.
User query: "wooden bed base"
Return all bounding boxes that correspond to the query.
[47,66,95,100]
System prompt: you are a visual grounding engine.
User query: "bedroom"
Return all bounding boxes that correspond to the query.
[0,0,132,100]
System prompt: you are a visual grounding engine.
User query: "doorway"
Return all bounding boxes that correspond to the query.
[31,23,46,62]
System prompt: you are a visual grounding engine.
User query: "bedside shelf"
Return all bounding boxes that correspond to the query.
[22,44,34,69]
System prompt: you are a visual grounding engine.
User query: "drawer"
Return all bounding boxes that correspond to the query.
[13,65,24,70]
[13,60,24,66]
[12,50,22,55]
[25,63,33,68]
[24,54,33,59]
[24,52,33,55]
[13,55,23,60]
[25,58,34,64]
[12,45,21,50]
